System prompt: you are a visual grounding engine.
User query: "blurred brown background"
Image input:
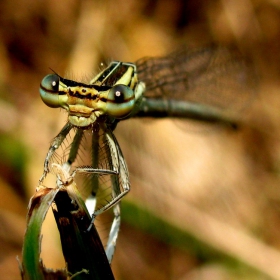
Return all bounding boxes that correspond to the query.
[1,0,280,279]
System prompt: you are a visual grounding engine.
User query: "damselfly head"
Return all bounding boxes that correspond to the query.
[39,62,144,127]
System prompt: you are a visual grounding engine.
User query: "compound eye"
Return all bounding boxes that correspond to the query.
[41,74,60,92]
[109,84,133,103]
[40,74,61,108]
[106,84,135,118]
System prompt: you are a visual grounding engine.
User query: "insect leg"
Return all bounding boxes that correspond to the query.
[39,122,73,184]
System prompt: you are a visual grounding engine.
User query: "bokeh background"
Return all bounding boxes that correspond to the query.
[1,0,280,279]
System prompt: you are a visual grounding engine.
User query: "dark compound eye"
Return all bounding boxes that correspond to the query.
[40,74,62,108]
[106,84,135,118]
[40,74,60,92]
[110,84,131,103]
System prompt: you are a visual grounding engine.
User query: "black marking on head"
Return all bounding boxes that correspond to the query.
[67,89,99,100]
[100,97,108,102]
[60,76,111,91]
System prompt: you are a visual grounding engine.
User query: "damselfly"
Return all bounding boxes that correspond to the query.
[38,46,255,261]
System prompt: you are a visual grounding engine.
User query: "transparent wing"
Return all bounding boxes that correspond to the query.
[136,46,257,112]
[47,123,129,213]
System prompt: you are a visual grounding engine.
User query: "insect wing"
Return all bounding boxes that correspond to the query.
[46,124,129,214]
[136,46,257,112]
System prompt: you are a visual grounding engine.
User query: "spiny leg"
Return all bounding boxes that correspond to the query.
[90,175,129,217]
[93,130,130,219]
[39,122,73,184]
[89,171,129,261]
[101,141,122,262]
[88,130,129,259]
